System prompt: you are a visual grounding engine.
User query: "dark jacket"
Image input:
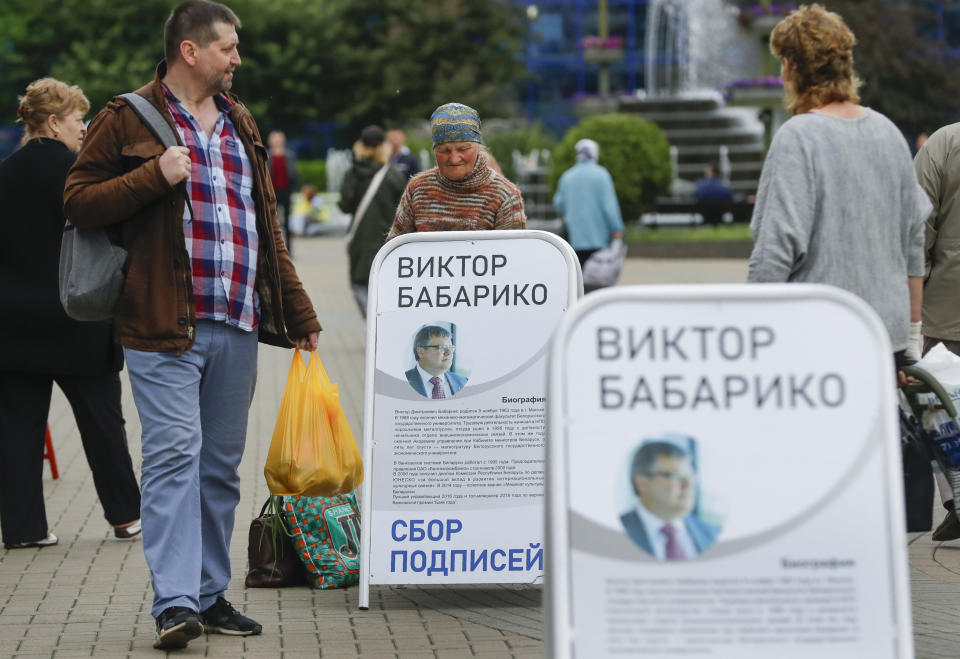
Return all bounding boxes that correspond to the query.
[619,509,720,559]
[338,158,406,284]
[0,138,121,375]
[694,177,733,202]
[390,151,420,180]
[404,367,467,398]
[64,62,321,353]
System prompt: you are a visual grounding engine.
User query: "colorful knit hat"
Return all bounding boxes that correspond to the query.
[430,103,482,147]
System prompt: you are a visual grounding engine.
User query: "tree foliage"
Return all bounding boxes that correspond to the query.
[821,1,960,137]
[0,0,168,124]
[483,123,556,182]
[0,0,526,141]
[319,0,526,131]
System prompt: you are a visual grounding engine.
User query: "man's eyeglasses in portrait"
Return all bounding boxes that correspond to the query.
[422,344,456,353]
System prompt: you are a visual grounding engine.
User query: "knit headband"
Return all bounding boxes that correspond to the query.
[430,103,482,147]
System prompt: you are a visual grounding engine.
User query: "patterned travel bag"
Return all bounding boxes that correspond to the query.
[282,493,361,589]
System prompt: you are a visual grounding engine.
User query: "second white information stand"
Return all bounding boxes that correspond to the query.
[546,284,913,658]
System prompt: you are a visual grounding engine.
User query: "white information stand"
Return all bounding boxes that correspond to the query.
[546,284,913,658]
[359,230,581,609]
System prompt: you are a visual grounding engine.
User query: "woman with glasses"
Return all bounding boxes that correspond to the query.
[0,78,142,549]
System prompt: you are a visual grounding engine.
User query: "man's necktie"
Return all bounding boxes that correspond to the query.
[430,376,446,399]
[661,524,686,560]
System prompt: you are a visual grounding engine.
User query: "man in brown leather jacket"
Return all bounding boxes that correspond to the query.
[64,0,320,650]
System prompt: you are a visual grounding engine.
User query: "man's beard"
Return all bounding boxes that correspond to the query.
[210,70,234,94]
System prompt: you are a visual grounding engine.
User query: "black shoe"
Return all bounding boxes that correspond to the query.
[933,510,960,542]
[154,606,203,650]
[113,519,141,539]
[200,597,262,636]
[4,532,58,549]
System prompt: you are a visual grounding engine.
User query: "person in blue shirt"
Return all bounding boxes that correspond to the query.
[695,163,733,201]
[694,163,734,225]
[553,138,624,267]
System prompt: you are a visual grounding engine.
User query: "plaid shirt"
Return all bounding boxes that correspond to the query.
[162,84,259,331]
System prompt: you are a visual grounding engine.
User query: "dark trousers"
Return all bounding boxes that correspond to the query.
[0,371,141,545]
[276,188,292,257]
[575,249,598,269]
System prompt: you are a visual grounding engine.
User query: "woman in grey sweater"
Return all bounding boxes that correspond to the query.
[748,4,930,360]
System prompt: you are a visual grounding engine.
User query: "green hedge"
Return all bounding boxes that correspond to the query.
[549,114,672,218]
[627,225,754,242]
[484,123,556,182]
[298,159,326,190]
[404,135,434,162]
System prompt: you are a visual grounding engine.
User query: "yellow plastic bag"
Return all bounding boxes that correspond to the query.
[264,350,364,497]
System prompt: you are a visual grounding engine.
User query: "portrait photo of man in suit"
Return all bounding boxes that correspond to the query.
[404,324,467,399]
[620,439,720,560]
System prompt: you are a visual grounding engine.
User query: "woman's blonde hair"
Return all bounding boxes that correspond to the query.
[17,77,90,145]
[353,140,391,165]
[770,4,861,115]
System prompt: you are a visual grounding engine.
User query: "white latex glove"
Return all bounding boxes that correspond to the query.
[905,321,923,361]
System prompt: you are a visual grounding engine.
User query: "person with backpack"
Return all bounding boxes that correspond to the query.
[339,125,407,316]
[63,1,321,650]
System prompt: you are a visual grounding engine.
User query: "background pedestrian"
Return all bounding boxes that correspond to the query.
[0,77,141,550]
[268,129,299,255]
[387,127,420,180]
[552,137,624,268]
[339,125,406,316]
[748,4,929,369]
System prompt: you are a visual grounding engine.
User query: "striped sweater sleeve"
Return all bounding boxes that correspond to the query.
[494,190,526,230]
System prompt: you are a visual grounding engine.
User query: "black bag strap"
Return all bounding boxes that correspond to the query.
[119,92,195,221]
[259,497,273,517]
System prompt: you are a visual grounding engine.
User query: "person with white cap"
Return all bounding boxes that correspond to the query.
[552,138,624,268]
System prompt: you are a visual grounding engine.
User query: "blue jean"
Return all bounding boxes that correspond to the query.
[124,320,258,616]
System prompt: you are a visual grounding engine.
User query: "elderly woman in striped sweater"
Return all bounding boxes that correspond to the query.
[386,103,526,238]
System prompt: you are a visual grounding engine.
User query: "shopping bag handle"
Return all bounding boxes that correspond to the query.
[901,364,958,418]
[307,350,332,387]
[290,348,310,382]
[291,349,333,388]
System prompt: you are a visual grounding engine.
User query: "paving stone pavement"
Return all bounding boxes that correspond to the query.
[0,234,956,658]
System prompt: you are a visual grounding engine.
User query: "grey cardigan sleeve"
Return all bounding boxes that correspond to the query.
[748,125,816,283]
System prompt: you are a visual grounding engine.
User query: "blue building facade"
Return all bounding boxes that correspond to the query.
[517,0,960,134]
[518,0,651,131]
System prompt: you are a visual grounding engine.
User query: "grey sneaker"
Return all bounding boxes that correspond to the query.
[201,597,262,636]
[154,606,203,650]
